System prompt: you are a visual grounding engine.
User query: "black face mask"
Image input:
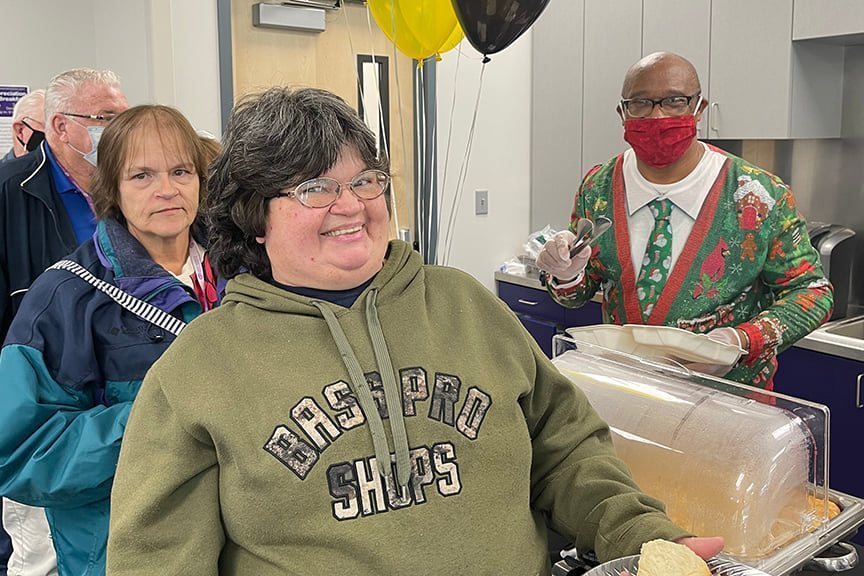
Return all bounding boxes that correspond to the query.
[17,119,45,152]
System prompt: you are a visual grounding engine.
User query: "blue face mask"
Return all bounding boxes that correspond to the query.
[66,123,105,167]
[81,126,104,167]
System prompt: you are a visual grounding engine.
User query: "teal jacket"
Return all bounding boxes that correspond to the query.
[0,218,211,576]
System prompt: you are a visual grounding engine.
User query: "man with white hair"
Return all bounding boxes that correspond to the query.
[1,89,46,162]
[0,68,127,334]
[0,68,128,576]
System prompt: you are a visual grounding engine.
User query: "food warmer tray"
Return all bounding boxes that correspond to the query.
[575,554,774,576]
[549,335,864,575]
[553,490,863,575]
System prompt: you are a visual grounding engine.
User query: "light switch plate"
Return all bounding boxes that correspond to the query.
[475,189,489,215]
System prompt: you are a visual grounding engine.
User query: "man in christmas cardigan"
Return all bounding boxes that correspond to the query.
[536,52,833,390]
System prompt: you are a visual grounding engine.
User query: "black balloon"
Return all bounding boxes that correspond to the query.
[451,0,551,56]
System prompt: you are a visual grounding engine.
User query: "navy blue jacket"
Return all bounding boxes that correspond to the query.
[0,217,213,576]
[0,141,77,341]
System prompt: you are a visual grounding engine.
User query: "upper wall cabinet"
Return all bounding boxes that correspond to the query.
[644,0,843,140]
[708,0,793,138]
[580,0,643,171]
[642,0,712,138]
[531,0,585,232]
[709,0,843,139]
[793,0,864,42]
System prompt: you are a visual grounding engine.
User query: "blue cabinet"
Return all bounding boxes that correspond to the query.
[518,315,559,358]
[774,345,864,544]
[496,275,602,357]
[774,347,863,498]
[497,281,567,322]
[564,300,603,328]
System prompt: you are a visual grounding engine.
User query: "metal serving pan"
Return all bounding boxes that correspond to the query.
[748,490,864,575]
[580,554,772,576]
[551,490,864,576]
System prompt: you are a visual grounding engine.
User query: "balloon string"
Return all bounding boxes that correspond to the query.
[442,59,487,266]
[414,63,425,259]
[342,5,373,140]
[386,4,411,245]
[426,63,436,264]
[453,43,486,62]
[364,5,390,163]
[363,3,399,233]
[435,41,462,260]
[391,33,411,249]
[419,65,431,261]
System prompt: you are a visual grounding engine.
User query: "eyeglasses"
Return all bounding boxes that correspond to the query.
[61,112,117,124]
[274,169,390,209]
[620,93,701,118]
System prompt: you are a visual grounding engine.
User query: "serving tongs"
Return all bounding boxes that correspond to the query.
[569,216,612,258]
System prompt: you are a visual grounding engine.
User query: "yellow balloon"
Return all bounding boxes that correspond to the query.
[368,0,462,61]
[368,0,426,61]
[397,0,459,56]
[437,24,464,57]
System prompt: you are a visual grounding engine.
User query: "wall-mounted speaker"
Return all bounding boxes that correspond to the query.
[252,3,326,33]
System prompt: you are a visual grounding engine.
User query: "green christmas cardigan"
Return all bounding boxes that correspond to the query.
[548,147,833,389]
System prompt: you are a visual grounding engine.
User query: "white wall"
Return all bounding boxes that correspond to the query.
[0,0,221,134]
[0,0,100,94]
[436,33,533,290]
[92,0,153,109]
[148,0,222,135]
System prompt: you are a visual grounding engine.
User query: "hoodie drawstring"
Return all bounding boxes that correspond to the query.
[364,290,411,487]
[312,290,411,488]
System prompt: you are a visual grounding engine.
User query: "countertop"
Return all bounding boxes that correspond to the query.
[494,270,864,363]
[495,270,545,290]
[494,271,605,304]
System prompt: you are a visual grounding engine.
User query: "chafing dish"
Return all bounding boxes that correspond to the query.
[550,336,864,575]
[579,554,775,575]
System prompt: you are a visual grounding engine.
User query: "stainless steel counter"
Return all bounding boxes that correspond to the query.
[494,271,864,363]
[794,314,864,363]
[494,270,544,290]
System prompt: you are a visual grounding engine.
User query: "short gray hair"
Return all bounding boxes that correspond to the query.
[207,87,389,279]
[12,89,45,122]
[44,68,121,127]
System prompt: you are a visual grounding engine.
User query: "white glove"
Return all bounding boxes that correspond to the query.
[682,327,745,377]
[706,327,744,349]
[535,230,592,283]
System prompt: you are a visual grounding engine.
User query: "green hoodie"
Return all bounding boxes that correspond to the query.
[107,240,689,575]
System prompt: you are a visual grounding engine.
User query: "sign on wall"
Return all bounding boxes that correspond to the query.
[0,85,29,154]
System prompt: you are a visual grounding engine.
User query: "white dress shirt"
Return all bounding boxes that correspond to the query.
[623,143,727,278]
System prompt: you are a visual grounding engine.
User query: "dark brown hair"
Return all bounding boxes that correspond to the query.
[207,87,389,279]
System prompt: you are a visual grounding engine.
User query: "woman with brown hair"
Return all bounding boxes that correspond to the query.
[0,104,218,576]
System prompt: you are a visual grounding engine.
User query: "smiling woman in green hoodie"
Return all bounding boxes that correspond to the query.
[106,87,723,575]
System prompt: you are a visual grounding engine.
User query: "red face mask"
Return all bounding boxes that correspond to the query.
[623,114,697,168]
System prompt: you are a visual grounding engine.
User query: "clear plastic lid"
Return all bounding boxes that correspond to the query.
[552,335,832,561]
